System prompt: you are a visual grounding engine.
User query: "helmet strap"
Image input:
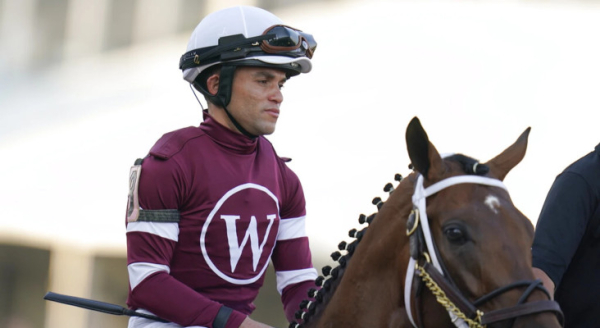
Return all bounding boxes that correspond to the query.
[216,65,235,108]
[189,84,206,111]
[194,65,258,139]
[222,104,257,139]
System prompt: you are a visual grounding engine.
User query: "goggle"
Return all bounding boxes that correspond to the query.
[260,25,316,59]
[179,25,317,71]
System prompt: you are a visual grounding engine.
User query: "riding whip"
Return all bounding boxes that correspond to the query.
[43,291,168,322]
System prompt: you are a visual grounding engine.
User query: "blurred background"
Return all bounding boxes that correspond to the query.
[1,0,599,327]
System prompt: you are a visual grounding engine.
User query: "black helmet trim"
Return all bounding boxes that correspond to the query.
[180,34,271,71]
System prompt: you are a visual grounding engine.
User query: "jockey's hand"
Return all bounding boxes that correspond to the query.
[239,316,275,328]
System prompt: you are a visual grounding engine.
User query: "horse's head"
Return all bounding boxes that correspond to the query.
[289,117,562,328]
[404,117,562,328]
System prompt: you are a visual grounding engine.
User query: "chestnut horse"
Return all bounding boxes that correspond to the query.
[290,117,563,328]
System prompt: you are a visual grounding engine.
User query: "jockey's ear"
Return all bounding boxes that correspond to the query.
[484,127,530,181]
[206,73,220,96]
[406,117,444,182]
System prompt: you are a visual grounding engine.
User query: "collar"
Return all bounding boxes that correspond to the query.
[200,111,258,155]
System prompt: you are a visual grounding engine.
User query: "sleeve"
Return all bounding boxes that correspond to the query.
[531,171,596,288]
[126,156,246,328]
[271,167,318,322]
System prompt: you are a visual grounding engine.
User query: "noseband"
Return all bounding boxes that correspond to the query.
[404,173,564,328]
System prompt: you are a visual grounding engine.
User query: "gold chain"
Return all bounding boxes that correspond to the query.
[416,263,486,328]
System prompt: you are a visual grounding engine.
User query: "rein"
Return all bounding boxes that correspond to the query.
[404,172,564,328]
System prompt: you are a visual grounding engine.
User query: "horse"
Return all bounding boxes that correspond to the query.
[289,117,563,328]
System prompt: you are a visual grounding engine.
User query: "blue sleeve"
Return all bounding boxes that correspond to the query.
[532,171,596,287]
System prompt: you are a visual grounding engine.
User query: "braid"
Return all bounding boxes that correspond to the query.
[288,173,405,327]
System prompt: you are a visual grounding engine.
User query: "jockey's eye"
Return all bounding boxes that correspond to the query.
[444,225,468,245]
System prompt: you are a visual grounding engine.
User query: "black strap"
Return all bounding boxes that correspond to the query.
[190,64,257,139]
[414,276,425,328]
[218,66,258,139]
[213,306,233,328]
[216,65,235,108]
[179,34,272,71]
[481,300,564,326]
[191,64,234,109]
[137,209,180,223]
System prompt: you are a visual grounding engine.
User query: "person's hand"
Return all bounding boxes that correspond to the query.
[239,316,275,328]
[532,267,555,299]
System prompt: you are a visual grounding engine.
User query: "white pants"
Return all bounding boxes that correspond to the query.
[128,309,207,328]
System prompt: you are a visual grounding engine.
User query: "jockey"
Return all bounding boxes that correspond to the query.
[125,6,318,328]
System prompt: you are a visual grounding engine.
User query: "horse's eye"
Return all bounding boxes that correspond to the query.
[444,226,467,244]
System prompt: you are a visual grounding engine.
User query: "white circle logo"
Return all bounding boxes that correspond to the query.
[200,183,279,285]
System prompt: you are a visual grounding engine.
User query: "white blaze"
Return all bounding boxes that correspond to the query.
[484,195,500,214]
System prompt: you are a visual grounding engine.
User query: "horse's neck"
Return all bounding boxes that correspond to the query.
[304,177,415,328]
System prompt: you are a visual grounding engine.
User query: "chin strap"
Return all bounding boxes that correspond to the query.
[222,104,257,139]
[215,65,258,138]
[193,65,258,139]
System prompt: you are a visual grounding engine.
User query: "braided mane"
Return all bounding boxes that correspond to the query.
[288,155,488,327]
[288,173,403,328]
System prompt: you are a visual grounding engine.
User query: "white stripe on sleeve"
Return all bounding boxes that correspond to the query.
[275,268,318,294]
[277,216,307,241]
[128,262,170,290]
[128,309,208,327]
[126,221,179,242]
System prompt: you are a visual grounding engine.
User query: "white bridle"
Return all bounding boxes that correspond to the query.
[404,164,508,328]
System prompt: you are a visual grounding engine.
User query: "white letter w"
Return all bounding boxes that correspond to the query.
[220,214,276,272]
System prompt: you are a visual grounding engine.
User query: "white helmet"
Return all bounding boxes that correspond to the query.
[181,6,315,83]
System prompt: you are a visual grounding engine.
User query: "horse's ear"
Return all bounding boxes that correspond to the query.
[484,127,531,181]
[406,117,444,181]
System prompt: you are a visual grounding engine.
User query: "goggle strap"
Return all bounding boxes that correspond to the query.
[180,34,275,70]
